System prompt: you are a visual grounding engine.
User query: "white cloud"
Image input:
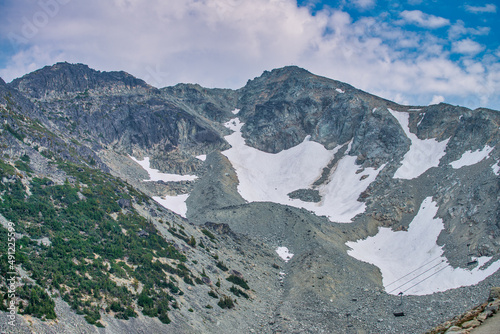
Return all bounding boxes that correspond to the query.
[429,95,445,105]
[452,38,485,55]
[448,20,490,40]
[399,10,450,29]
[0,0,498,110]
[352,0,375,10]
[465,4,497,13]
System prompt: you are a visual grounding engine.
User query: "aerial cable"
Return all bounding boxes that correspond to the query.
[385,256,443,288]
[402,263,450,294]
[388,260,446,294]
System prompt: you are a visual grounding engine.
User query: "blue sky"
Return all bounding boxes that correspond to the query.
[0,0,498,109]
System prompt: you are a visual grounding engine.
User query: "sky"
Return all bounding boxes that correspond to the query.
[0,0,498,110]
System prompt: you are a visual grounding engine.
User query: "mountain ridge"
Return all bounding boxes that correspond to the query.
[0,62,499,334]
[9,62,154,100]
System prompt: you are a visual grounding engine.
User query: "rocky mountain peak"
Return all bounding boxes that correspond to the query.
[242,65,337,96]
[9,61,153,100]
[258,65,315,81]
[0,62,499,334]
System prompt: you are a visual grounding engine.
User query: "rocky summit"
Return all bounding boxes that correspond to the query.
[0,62,499,333]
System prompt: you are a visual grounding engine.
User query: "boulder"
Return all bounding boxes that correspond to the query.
[488,287,500,301]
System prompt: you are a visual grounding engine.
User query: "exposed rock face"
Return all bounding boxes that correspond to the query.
[161,83,238,123]
[1,63,499,334]
[237,67,405,157]
[8,62,230,174]
[10,62,152,100]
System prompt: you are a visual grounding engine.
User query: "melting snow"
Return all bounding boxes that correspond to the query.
[130,156,198,182]
[417,113,425,127]
[221,118,385,223]
[336,88,345,94]
[450,146,493,169]
[130,155,195,217]
[276,247,294,262]
[308,156,385,222]
[196,155,207,161]
[346,197,500,295]
[493,161,500,175]
[152,194,189,218]
[388,109,449,179]
[231,108,240,114]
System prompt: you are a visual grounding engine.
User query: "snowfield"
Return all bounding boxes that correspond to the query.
[493,161,500,175]
[152,194,189,218]
[450,146,494,169]
[221,118,385,223]
[276,247,294,262]
[131,112,499,295]
[130,156,198,182]
[346,197,500,295]
[388,109,449,179]
[130,155,195,217]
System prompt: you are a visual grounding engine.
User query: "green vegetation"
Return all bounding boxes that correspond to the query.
[216,261,228,272]
[14,159,32,173]
[4,123,26,141]
[0,160,192,326]
[217,295,235,309]
[226,275,249,290]
[187,235,196,247]
[0,160,15,176]
[168,226,197,247]
[229,286,249,299]
[201,229,216,241]
[17,284,57,320]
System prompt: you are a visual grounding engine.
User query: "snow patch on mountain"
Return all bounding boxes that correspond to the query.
[276,247,294,262]
[493,161,500,175]
[388,109,449,180]
[346,197,500,295]
[450,146,493,169]
[222,118,335,204]
[222,118,385,223]
[130,156,198,182]
[308,155,385,222]
[152,194,189,218]
[130,155,195,217]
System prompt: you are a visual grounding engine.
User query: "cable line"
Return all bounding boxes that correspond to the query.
[388,260,446,294]
[402,263,450,294]
[385,256,443,288]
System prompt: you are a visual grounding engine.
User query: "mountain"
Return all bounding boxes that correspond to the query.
[10,62,152,99]
[0,62,499,333]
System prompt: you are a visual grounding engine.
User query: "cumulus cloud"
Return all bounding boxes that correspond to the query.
[399,10,450,29]
[448,20,490,40]
[452,39,485,55]
[465,4,497,13]
[0,0,498,110]
[429,95,445,105]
